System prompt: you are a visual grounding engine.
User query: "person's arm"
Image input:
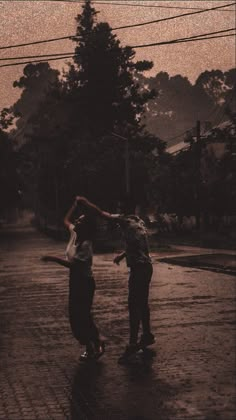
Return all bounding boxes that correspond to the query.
[75,196,118,220]
[41,255,72,269]
[64,200,77,229]
[113,252,126,265]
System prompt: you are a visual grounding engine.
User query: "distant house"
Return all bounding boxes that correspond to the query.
[166,140,189,155]
[203,120,236,158]
[167,119,236,158]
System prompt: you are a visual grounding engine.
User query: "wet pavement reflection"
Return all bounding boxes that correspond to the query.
[0,226,235,419]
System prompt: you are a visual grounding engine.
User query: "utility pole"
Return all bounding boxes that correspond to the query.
[195,120,201,230]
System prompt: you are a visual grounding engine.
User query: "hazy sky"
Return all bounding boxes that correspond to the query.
[0,0,235,109]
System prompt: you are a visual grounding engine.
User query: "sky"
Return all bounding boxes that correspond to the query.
[0,0,235,110]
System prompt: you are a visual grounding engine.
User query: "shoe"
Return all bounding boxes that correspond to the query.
[118,344,139,364]
[94,341,105,359]
[139,333,155,349]
[79,350,95,362]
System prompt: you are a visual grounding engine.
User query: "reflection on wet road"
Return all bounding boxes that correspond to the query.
[0,227,235,419]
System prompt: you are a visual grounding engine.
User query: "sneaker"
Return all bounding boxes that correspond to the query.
[118,344,139,364]
[139,333,155,349]
[94,341,105,359]
[79,350,95,362]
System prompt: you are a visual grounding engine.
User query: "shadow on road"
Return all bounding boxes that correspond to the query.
[70,350,178,420]
[70,361,105,419]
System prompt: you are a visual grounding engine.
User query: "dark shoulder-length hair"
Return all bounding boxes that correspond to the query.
[74,213,97,241]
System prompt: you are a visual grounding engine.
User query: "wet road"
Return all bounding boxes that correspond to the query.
[0,226,235,419]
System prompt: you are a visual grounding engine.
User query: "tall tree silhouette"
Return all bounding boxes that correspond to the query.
[66,0,155,137]
[12,0,159,218]
[60,0,158,207]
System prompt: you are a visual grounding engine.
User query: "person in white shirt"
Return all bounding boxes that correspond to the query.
[42,200,105,361]
[75,196,155,363]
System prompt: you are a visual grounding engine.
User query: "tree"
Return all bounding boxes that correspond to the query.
[61,0,158,207]
[12,63,60,146]
[141,68,236,144]
[195,69,236,104]
[65,0,155,137]
[13,0,160,221]
[200,114,236,219]
[0,116,19,219]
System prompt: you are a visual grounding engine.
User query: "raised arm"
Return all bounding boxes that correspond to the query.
[75,196,117,220]
[64,200,77,229]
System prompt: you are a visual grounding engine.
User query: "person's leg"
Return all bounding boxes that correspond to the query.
[87,276,105,359]
[118,270,141,363]
[128,268,144,345]
[69,266,93,347]
[87,276,99,341]
[140,263,155,347]
[141,263,153,335]
[69,267,82,342]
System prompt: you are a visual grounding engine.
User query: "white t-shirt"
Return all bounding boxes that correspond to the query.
[65,224,93,269]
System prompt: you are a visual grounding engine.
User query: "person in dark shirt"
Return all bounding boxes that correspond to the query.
[75,196,155,362]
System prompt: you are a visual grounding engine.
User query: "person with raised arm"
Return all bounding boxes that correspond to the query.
[75,196,155,363]
[42,199,105,361]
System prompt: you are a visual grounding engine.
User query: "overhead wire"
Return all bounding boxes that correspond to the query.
[0,52,75,62]
[1,28,234,63]
[0,35,234,69]
[112,2,236,30]
[0,2,235,50]
[131,32,235,49]
[0,55,75,69]
[89,1,235,11]
[0,35,75,51]
[0,30,235,69]
[6,0,234,12]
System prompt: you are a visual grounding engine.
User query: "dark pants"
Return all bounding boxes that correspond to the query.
[128,262,153,344]
[69,263,99,346]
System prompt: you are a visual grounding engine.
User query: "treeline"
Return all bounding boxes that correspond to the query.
[0,0,235,230]
[142,68,236,144]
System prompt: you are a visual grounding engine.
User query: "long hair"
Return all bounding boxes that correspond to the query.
[74,213,97,242]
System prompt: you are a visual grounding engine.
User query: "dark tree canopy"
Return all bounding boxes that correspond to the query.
[8,0,159,218]
[142,68,236,144]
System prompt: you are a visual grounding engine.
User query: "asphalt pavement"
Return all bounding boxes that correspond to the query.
[0,225,235,419]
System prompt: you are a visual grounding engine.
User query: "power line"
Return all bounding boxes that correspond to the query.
[0,55,75,69]
[1,29,235,62]
[4,0,234,12]
[131,33,235,49]
[0,35,75,51]
[1,28,234,62]
[93,1,235,12]
[146,28,236,44]
[48,0,236,12]
[0,2,235,50]
[0,52,75,62]
[112,2,236,31]
[0,32,234,69]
